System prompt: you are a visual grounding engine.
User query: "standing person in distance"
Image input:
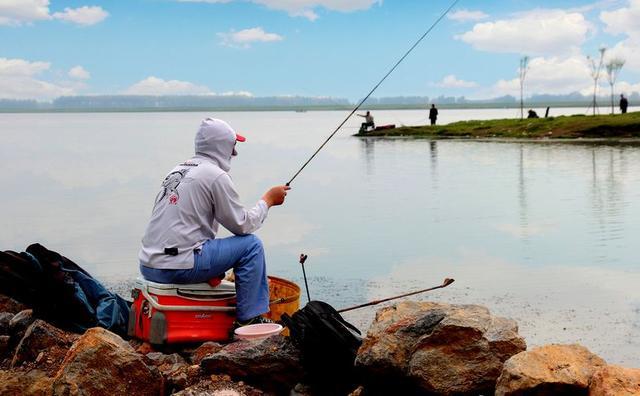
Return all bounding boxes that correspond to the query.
[138,117,290,327]
[620,94,629,114]
[429,104,439,126]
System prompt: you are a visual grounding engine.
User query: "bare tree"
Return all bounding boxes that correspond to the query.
[606,58,625,114]
[587,47,606,115]
[519,56,530,120]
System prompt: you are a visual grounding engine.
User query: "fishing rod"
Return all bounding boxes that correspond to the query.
[337,278,455,314]
[286,0,461,186]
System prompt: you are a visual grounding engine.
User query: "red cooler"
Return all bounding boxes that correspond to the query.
[128,278,237,344]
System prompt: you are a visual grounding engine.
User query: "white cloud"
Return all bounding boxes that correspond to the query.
[600,1,640,72]
[0,57,75,100]
[448,9,488,22]
[221,91,254,96]
[0,0,49,25]
[124,76,212,95]
[68,66,90,80]
[0,1,108,26]
[52,6,109,26]
[458,9,592,56]
[616,80,640,95]
[178,0,379,20]
[600,0,640,36]
[437,74,478,88]
[490,56,593,97]
[217,27,283,48]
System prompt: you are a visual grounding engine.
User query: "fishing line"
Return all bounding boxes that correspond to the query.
[286,0,461,186]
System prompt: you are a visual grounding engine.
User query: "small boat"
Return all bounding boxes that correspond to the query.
[359,124,396,134]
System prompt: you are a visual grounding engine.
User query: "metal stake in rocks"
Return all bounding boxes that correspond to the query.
[299,253,311,303]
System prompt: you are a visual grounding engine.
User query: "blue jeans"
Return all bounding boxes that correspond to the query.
[140,234,269,321]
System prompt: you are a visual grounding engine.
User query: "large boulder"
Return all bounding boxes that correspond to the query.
[52,327,163,396]
[11,319,77,371]
[589,365,640,396]
[0,369,54,395]
[200,335,303,393]
[495,344,607,396]
[356,301,526,395]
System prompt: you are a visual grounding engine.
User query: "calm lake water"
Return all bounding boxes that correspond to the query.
[1,108,639,366]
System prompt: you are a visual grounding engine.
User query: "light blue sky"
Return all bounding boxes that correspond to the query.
[1,0,638,100]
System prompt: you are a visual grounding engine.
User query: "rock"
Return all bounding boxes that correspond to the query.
[128,339,155,355]
[0,335,9,357]
[0,369,54,395]
[173,374,265,396]
[146,351,186,367]
[190,341,224,365]
[143,352,199,393]
[495,344,607,396]
[9,309,35,340]
[589,365,640,396]
[356,301,526,395]
[52,327,163,396]
[0,312,14,334]
[11,319,77,371]
[0,294,29,314]
[290,383,313,396]
[200,335,303,393]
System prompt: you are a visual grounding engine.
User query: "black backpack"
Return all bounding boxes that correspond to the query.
[281,300,362,390]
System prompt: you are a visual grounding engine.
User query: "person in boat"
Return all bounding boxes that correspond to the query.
[620,94,629,114]
[138,117,290,327]
[527,109,539,118]
[357,111,375,132]
[429,104,438,125]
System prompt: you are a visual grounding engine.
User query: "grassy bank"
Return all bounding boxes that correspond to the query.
[357,112,640,139]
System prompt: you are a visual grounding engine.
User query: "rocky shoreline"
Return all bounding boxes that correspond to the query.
[1,294,639,395]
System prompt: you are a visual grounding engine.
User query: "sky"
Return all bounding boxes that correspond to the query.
[1,0,639,101]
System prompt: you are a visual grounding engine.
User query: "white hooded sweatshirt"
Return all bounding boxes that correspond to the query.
[138,118,269,270]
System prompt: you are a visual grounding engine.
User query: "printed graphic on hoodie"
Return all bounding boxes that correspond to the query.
[156,168,193,205]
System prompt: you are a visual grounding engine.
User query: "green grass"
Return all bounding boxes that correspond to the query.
[357,112,640,139]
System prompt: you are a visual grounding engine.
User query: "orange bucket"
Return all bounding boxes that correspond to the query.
[266,276,300,334]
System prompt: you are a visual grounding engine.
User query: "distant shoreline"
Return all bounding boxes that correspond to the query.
[356,112,640,140]
[0,102,622,114]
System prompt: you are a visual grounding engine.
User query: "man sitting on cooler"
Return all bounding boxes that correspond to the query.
[138,118,290,327]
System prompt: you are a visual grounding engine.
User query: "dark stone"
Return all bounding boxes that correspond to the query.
[146,351,186,367]
[8,309,34,342]
[200,335,303,393]
[399,310,445,336]
[0,335,9,357]
[0,312,13,335]
[11,319,76,370]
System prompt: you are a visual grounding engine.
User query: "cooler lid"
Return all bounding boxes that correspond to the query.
[136,277,236,296]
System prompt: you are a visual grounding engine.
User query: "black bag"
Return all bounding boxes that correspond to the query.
[281,300,362,389]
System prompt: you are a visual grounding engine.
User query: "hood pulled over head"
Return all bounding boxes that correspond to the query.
[194,118,239,172]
